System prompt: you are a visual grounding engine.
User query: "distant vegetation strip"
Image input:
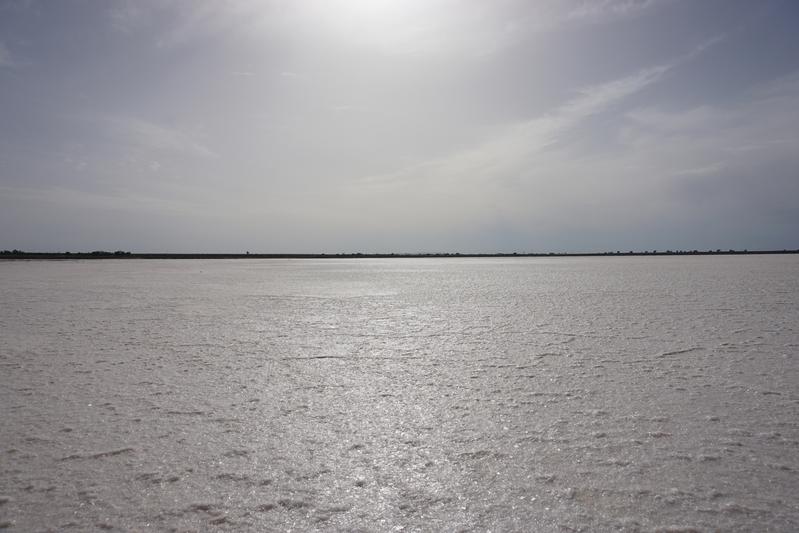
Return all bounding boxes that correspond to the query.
[2,249,798,260]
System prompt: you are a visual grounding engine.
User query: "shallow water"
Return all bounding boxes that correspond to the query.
[1,256,798,532]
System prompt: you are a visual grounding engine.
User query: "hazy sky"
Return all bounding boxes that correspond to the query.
[2,0,798,253]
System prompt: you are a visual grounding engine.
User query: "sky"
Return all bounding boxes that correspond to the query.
[1,0,798,253]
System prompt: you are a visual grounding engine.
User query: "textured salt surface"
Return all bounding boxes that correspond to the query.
[1,256,798,531]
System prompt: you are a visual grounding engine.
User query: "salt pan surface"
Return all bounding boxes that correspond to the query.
[1,256,798,531]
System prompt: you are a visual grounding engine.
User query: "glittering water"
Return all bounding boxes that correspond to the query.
[1,257,798,531]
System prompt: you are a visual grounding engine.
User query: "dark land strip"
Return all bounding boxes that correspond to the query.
[2,249,798,260]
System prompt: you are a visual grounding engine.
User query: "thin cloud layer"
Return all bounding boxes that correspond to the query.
[1,0,798,252]
[0,42,15,67]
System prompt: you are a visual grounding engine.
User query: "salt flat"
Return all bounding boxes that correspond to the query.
[1,256,798,531]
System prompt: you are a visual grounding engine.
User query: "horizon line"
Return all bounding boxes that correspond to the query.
[2,249,799,260]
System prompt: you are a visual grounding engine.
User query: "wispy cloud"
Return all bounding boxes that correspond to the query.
[671,162,725,177]
[327,39,738,246]
[364,36,723,190]
[360,60,673,190]
[622,70,799,167]
[567,0,662,21]
[626,106,724,132]
[558,64,671,124]
[107,2,143,33]
[0,184,196,215]
[0,42,15,68]
[102,116,217,158]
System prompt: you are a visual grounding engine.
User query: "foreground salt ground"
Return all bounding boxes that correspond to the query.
[1,257,798,531]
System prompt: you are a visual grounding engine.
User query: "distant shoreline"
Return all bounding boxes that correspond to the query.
[2,250,798,260]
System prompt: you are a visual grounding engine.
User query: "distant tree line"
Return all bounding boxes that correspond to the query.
[1,250,131,255]
[2,249,797,258]
[87,250,132,256]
